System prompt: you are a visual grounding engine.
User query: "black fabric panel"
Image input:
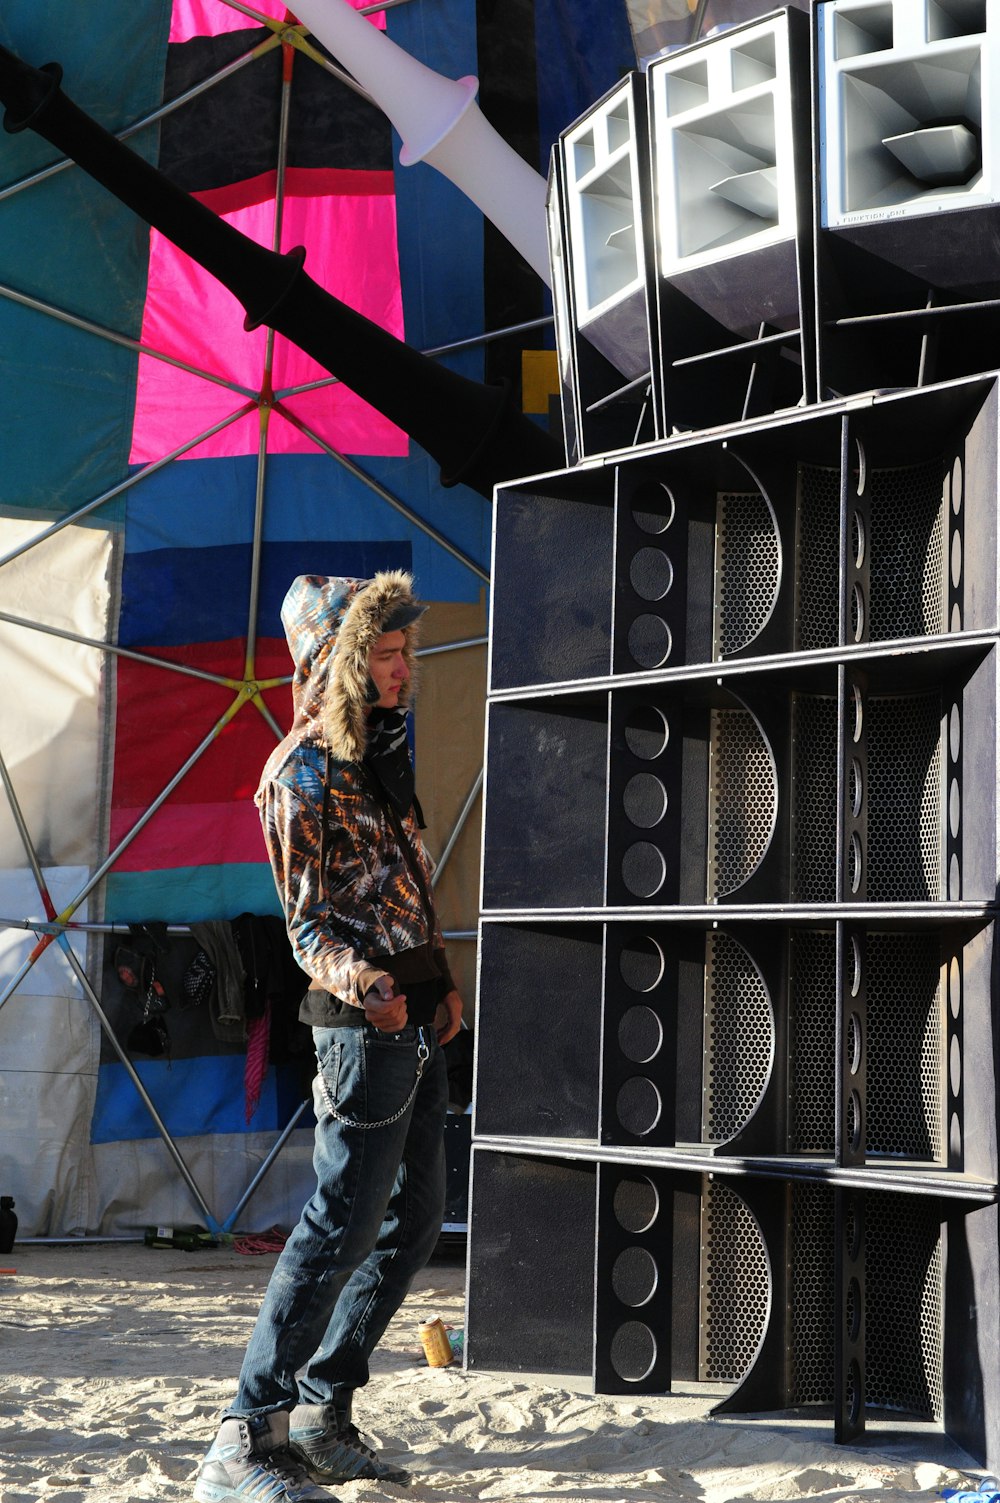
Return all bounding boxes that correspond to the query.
[160,28,392,192]
[474,0,545,386]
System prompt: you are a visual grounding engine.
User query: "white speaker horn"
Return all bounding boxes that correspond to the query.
[649,13,799,273]
[289,0,551,284]
[819,0,997,227]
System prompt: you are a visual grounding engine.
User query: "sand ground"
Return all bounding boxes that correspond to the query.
[0,1241,985,1502]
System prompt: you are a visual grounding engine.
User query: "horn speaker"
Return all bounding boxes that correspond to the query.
[646,7,816,433]
[816,0,1000,397]
[550,73,660,459]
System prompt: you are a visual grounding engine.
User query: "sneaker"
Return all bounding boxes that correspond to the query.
[194,1412,339,1502]
[289,1406,411,1487]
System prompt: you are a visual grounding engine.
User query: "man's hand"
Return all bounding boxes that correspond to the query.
[363,976,408,1032]
[435,988,463,1046]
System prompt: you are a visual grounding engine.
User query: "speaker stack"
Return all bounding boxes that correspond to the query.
[469,4,1000,1464]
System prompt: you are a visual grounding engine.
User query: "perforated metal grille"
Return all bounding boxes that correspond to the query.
[788,931,836,1154]
[790,695,838,903]
[795,465,840,651]
[700,1180,769,1382]
[866,1192,943,1419]
[707,710,775,898]
[789,1183,835,1404]
[702,932,773,1144]
[869,462,946,641]
[866,933,943,1162]
[867,694,942,902]
[715,491,779,657]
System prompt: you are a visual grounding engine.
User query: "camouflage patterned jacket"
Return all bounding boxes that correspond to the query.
[255,572,451,1020]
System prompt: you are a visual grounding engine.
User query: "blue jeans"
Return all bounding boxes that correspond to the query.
[230,1021,447,1417]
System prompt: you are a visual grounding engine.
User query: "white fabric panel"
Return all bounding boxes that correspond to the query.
[91,1131,316,1237]
[0,867,99,1235]
[0,517,112,870]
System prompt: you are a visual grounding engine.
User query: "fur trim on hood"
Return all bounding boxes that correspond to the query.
[278,571,424,763]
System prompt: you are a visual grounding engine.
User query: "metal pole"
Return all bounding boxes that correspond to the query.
[275,316,554,400]
[222,1098,312,1231]
[430,769,483,887]
[416,636,487,658]
[0,609,250,689]
[0,741,63,1008]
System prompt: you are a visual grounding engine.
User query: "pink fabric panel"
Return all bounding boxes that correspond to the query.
[169,0,383,43]
[128,188,408,462]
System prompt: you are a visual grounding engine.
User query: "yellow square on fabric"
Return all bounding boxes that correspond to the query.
[521,350,560,414]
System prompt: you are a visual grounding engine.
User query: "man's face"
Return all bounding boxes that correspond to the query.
[368,630,408,709]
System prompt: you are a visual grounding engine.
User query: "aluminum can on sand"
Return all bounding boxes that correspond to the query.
[419,1316,454,1367]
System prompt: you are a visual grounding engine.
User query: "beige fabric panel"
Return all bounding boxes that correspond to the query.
[90,1132,317,1239]
[0,519,112,870]
[0,867,98,1235]
[414,593,487,1018]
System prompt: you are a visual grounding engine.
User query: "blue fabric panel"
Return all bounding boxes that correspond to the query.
[90,1055,307,1142]
[534,0,636,158]
[124,453,488,602]
[103,863,281,925]
[387,0,484,362]
[0,3,172,516]
[119,539,413,647]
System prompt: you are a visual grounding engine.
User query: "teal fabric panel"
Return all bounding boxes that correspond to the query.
[0,2,172,516]
[103,863,282,924]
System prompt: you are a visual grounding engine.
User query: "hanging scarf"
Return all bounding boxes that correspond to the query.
[363,707,416,819]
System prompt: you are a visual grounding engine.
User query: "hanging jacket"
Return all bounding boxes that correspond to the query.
[255,571,454,1028]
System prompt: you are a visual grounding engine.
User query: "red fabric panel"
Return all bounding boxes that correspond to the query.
[196,167,394,216]
[109,639,292,871]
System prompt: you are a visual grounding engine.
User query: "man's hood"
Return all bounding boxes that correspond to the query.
[279,571,424,763]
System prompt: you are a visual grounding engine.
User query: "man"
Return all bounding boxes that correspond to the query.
[195,571,463,1503]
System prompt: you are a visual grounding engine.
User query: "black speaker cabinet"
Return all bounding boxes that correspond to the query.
[646,8,817,434]
[472,371,1000,1464]
[816,0,1000,398]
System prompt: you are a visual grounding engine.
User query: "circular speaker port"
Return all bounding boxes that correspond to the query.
[611,1247,658,1308]
[613,1175,658,1234]
[631,481,675,535]
[624,773,667,828]
[622,842,666,898]
[619,936,664,994]
[616,1077,662,1136]
[619,1005,663,1065]
[624,705,669,761]
[630,547,673,602]
[609,1320,657,1383]
[628,615,672,670]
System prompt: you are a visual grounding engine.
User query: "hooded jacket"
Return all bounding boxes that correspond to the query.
[256,571,453,1026]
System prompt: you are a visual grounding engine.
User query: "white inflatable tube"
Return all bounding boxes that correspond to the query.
[290,0,551,284]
